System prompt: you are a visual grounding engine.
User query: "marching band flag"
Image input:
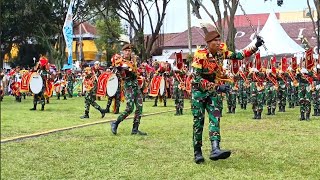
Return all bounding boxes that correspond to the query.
[281,57,288,72]
[231,59,239,74]
[270,56,276,68]
[255,52,261,70]
[305,48,314,70]
[176,51,183,70]
[291,57,297,71]
[63,0,74,66]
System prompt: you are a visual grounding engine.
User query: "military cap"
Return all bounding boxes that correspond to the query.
[204,31,220,42]
[122,44,133,51]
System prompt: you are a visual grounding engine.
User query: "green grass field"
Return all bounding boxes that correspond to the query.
[1,95,320,179]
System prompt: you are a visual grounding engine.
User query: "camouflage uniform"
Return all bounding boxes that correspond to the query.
[238,76,249,110]
[191,43,259,163]
[173,68,186,115]
[30,68,49,111]
[226,81,237,114]
[277,74,287,112]
[111,51,146,135]
[265,80,277,115]
[248,71,265,119]
[312,71,320,116]
[287,77,297,108]
[66,72,75,98]
[297,71,313,120]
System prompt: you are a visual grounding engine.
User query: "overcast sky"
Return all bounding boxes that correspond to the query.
[141,0,316,34]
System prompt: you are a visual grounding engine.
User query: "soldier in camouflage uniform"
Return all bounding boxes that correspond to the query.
[191,31,264,164]
[80,67,106,119]
[173,64,186,116]
[312,66,320,116]
[66,69,75,98]
[226,77,238,114]
[238,70,249,110]
[287,67,298,108]
[248,68,265,119]
[277,71,287,112]
[265,69,278,115]
[296,68,313,120]
[111,44,147,135]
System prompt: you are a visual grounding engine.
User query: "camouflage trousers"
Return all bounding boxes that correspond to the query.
[266,89,277,109]
[154,93,167,106]
[251,91,264,112]
[33,92,45,106]
[192,90,221,148]
[226,91,237,108]
[57,87,67,99]
[67,83,73,97]
[298,86,312,113]
[239,90,248,106]
[278,88,287,107]
[117,80,143,124]
[84,91,101,113]
[174,85,184,110]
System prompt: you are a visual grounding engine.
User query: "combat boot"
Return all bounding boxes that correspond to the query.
[175,109,180,116]
[180,108,183,115]
[227,106,232,113]
[253,111,257,119]
[194,147,205,164]
[114,108,119,114]
[271,108,276,115]
[46,99,49,104]
[164,101,167,107]
[317,109,320,116]
[232,107,235,114]
[63,96,67,100]
[131,122,147,135]
[282,106,286,112]
[243,104,247,110]
[153,102,157,107]
[306,112,310,121]
[209,140,231,161]
[267,108,271,115]
[30,104,37,110]
[57,94,60,100]
[312,109,317,116]
[41,104,45,111]
[300,112,305,121]
[99,107,106,118]
[111,121,120,135]
[240,104,244,109]
[80,111,89,119]
[256,111,262,119]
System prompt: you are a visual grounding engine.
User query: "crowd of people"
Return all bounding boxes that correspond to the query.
[1,30,319,164]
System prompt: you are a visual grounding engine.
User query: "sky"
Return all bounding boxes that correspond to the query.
[143,0,317,34]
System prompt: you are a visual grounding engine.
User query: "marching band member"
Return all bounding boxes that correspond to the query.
[265,68,278,115]
[296,67,313,120]
[172,60,187,116]
[54,71,67,100]
[152,61,171,107]
[248,67,266,119]
[312,65,320,116]
[11,66,22,102]
[277,69,287,112]
[0,70,5,101]
[30,57,50,111]
[105,65,122,114]
[66,69,75,98]
[191,30,264,164]
[111,44,147,135]
[80,67,106,119]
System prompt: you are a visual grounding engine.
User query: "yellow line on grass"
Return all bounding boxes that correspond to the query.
[1,108,189,144]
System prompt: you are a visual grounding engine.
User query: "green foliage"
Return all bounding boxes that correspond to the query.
[1,96,320,179]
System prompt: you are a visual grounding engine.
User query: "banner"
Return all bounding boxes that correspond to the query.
[291,57,297,71]
[255,52,261,70]
[305,48,314,70]
[63,0,74,66]
[176,51,183,70]
[263,58,268,69]
[231,59,239,74]
[270,56,276,68]
[281,57,288,72]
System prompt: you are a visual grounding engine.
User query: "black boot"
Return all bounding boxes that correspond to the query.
[227,106,232,113]
[175,108,180,116]
[99,108,106,118]
[164,101,167,107]
[194,147,205,164]
[41,104,45,111]
[46,99,49,104]
[63,96,67,100]
[306,112,310,121]
[153,103,157,107]
[80,111,89,119]
[232,107,236,114]
[209,140,231,161]
[57,94,60,100]
[30,104,37,110]
[267,108,271,115]
[180,108,183,115]
[111,121,120,135]
[300,112,305,121]
[312,109,317,116]
[105,106,110,113]
[256,111,262,119]
[131,122,147,135]
[271,108,275,115]
[253,111,257,119]
[317,109,320,116]
[283,106,285,112]
[279,106,282,112]
[114,108,119,114]
[243,104,247,110]
[240,104,244,109]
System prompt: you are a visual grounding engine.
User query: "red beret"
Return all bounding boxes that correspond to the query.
[204,31,220,42]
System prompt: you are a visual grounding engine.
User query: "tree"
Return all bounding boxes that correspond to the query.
[99,0,171,61]
[190,0,239,51]
[306,0,320,54]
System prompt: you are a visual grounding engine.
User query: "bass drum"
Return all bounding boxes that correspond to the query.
[29,73,43,94]
[106,73,119,97]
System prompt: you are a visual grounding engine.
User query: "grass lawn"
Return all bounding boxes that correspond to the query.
[1,95,320,179]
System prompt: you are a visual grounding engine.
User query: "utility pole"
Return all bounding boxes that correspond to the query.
[187,0,192,69]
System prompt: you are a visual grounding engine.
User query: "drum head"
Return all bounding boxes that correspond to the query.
[107,74,118,97]
[30,74,43,94]
[159,77,165,96]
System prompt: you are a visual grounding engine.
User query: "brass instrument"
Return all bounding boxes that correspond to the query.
[287,70,299,87]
